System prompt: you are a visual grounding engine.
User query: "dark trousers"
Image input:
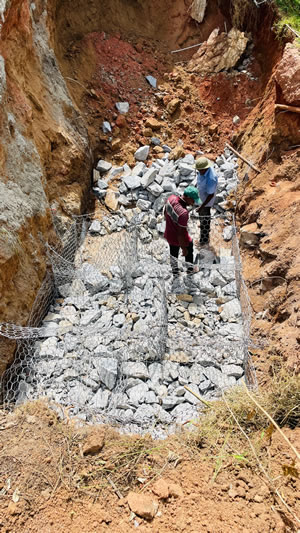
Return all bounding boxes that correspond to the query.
[169,241,194,276]
[200,207,211,244]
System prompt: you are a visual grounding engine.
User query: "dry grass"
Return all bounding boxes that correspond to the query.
[1,371,298,504]
[183,370,300,474]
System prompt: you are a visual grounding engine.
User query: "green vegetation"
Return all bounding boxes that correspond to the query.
[274,0,300,43]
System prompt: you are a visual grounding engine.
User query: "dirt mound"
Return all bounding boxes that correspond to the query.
[0,397,299,532]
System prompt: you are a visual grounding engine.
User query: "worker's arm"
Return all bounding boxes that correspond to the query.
[197,193,214,212]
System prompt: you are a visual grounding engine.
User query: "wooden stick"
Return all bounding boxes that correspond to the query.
[225,143,260,173]
[284,23,300,39]
[107,476,123,499]
[242,383,300,461]
[184,385,212,408]
[275,104,300,114]
[171,42,202,53]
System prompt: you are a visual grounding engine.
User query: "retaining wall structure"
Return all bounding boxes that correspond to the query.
[0,151,256,438]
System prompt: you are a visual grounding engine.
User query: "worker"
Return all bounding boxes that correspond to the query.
[164,186,201,284]
[195,157,218,247]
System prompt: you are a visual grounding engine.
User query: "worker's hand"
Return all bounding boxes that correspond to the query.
[197,206,204,214]
[181,247,188,257]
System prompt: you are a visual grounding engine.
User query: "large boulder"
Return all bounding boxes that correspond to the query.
[275,44,300,105]
[188,28,248,74]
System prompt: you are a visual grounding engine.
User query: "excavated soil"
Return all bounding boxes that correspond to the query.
[0,403,299,533]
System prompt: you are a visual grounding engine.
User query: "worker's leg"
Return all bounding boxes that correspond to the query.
[200,207,211,245]
[185,241,194,274]
[169,244,179,277]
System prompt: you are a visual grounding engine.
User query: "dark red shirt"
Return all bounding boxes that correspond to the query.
[164,195,192,247]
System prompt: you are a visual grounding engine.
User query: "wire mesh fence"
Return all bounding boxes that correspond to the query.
[0,205,257,421]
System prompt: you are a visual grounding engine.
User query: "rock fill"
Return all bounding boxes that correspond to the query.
[7,148,252,439]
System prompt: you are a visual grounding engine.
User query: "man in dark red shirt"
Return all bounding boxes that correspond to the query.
[164,186,201,279]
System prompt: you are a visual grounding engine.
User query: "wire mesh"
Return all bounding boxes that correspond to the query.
[0,205,257,423]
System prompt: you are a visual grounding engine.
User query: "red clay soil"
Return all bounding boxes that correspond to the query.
[0,403,299,533]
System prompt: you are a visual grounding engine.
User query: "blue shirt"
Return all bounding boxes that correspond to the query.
[196,167,218,207]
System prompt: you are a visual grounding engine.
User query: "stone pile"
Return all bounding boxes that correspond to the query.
[18,149,249,438]
[93,146,239,217]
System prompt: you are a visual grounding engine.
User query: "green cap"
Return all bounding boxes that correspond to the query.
[183,186,201,205]
[195,157,211,170]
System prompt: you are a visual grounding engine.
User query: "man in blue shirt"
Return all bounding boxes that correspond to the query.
[195,157,218,246]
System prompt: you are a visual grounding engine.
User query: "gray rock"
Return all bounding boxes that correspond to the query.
[132,162,146,176]
[154,405,172,424]
[162,361,179,382]
[153,193,168,213]
[102,121,112,134]
[107,166,124,179]
[69,384,91,405]
[151,137,161,146]
[162,396,185,410]
[148,362,163,383]
[113,313,126,327]
[203,367,236,389]
[89,220,102,235]
[145,75,157,88]
[140,168,158,188]
[220,298,241,322]
[80,309,101,327]
[123,174,141,189]
[162,145,172,153]
[220,161,235,179]
[199,379,211,394]
[136,199,152,211]
[79,263,110,295]
[115,102,129,114]
[221,364,244,378]
[147,181,164,197]
[185,383,200,405]
[134,145,150,161]
[171,403,198,423]
[128,382,149,405]
[122,362,149,380]
[134,404,155,423]
[209,269,227,287]
[97,179,108,190]
[93,358,118,390]
[90,389,111,409]
[111,393,131,410]
[96,160,112,173]
[178,163,194,176]
[144,391,158,404]
[161,177,176,192]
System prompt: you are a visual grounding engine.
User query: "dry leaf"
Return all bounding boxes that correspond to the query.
[265,423,276,440]
[282,464,299,479]
[247,409,256,421]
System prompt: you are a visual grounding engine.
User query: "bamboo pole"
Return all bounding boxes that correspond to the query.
[275,104,300,114]
[184,385,212,408]
[225,143,260,173]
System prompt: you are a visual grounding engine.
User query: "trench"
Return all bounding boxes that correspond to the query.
[0,0,281,436]
[0,147,256,438]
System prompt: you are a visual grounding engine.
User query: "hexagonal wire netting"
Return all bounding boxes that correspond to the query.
[0,209,257,416]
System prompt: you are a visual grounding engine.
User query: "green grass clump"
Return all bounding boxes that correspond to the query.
[273,0,300,44]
